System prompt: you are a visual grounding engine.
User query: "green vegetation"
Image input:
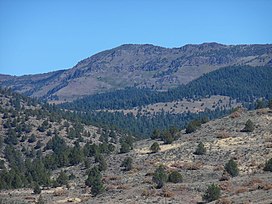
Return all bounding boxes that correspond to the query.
[152,165,168,189]
[119,136,134,153]
[168,171,183,183]
[55,171,68,187]
[85,166,104,196]
[0,88,122,191]
[269,99,272,109]
[33,183,41,194]
[225,159,239,177]
[255,99,265,109]
[203,183,221,202]
[185,119,202,134]
[264,158,272,172]
[121,157,133,171]
[242,119,254,132]
[60,66,272,111]
[194,142,206,155]
[150,142,160,153]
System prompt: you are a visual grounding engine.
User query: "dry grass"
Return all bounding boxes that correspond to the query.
[230,111,241,119]
[256,109,268,115]
[170,161,203,170]
[161,187,175,198]
[217,131,231,139]
[103,175,121,182]
[142,178,153,185]
[215,198,232,204]
[219,181,232,192]
[53,188,66,196]
[141,188,156,197]
[262,183,272,190]
[116,184,130,190]
[235,187,248,194]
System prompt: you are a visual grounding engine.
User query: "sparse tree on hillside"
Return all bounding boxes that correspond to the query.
[256,99,265,109]
[268,99,272,110]
[33,183,41,194]
[85,166,104,196]
[225,159,239,177]
[119,142,130,154]
[152,165,168,189]
[121,157,133,171]
[150,129,160,140]
[185,122,197,134]
[264,158,272,172]
[194,142,206,155]
[150,142,160,153]
[203,183,221,202]
[242,119,254,132]
[56,171,68,187]
[168,171,183,183]
[161,131,174,144]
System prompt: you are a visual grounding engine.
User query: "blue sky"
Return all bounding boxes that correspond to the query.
[0,0,271,76]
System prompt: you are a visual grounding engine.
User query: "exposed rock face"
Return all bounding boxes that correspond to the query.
[1,43,272,101]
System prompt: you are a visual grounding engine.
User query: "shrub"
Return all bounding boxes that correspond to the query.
[225,159,239,177]
[161,131,174,144]
[119,142,130,154]
[121,157,133,171]
[85,166,104,196]
[33,183,41,194]
[168,171,183,183]
[185,122,197,134]
[242,119,254,132]
[150,129,160,140]
[152,165,168,189]
[150,142,160,153]
[194,142,206,155]
[264,158,272,172]
[269,99,272,110]
[255,99,265,109]
[203,183,221,202]
[28,134,36,143]
[56,171,68,186]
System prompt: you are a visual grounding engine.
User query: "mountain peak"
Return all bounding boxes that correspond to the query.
[1,43,271,102]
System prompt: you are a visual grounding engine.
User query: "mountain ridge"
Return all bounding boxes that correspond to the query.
[1,42,272,102]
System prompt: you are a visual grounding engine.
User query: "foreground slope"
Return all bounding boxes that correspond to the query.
[1,43,272,101]
[1,108,271,203]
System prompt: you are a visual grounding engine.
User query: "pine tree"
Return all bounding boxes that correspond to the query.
[85,166,104,196]
[150,142,160,153]
[121,157,133,171]
[194,142,206,155]
[242,119,254,132]
[55,171,68,187]
[152,165,168,189]
[264,158,272,172]
[225,159,239,177]
[168,171,183,183]
[203,183,220,202]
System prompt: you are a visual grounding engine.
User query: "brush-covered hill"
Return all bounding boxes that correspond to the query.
[0,88,132,203]
[1,95,272,203]
[1,43,272,102]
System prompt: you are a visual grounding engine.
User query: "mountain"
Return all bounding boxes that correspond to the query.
[1,43,272,102]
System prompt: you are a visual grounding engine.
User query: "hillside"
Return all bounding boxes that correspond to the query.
[0,43,272,102]
[1,103,272,203]
[0,88,131,203]
[60,66,272,111]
